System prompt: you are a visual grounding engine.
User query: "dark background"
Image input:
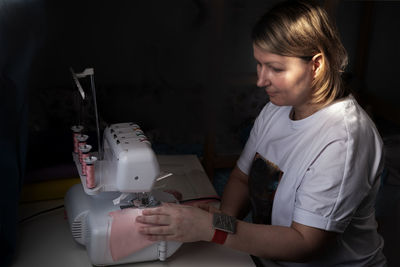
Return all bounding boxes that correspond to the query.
[24,0,400,181]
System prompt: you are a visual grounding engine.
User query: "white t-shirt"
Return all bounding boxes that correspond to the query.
[237,96,386,266]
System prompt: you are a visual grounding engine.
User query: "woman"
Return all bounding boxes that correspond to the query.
[136,1,386,265]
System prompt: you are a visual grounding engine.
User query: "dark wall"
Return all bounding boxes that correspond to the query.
[365,1,400,105]
[26,0,272,177]
[19,0,400,179]
[0,0,44,265]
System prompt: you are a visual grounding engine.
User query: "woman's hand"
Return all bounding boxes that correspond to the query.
[136,203,214,243]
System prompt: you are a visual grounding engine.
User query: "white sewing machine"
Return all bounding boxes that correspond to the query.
[64,122,182,266]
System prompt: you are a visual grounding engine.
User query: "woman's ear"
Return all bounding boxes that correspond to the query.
[312,53,323,78]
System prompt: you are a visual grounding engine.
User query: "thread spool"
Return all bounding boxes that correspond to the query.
[79,144,92,176]
[134,130,144,136]
[141,139,151,145]
[131,123,140,130]
[77,134,89,164]
[71,125,84,153]
[84,156,97,189]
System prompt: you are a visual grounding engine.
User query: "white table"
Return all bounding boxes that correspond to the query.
[13,155,255,267]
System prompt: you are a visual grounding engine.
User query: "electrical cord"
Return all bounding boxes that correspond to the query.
[18,204,64,224]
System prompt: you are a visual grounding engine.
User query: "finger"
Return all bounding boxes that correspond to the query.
[161,202,179,208]
[136,214,170,225]
[142,207,170,218]
[139,225,172,236]
[141,203,178,214]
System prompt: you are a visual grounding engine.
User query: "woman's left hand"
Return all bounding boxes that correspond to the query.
[136,202,214,243]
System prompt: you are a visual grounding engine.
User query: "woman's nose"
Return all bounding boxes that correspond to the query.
[256,67,271,87]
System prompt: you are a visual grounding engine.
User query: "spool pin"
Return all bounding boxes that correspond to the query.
[71,125,84,153]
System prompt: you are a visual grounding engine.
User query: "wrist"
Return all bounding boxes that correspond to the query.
[211,229,228,244]
[210,213,237,245]
[206,212,215,242]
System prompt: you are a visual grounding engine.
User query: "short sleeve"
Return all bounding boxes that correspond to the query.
[237,107,265,175]
[293,137,380,233]
[236,103,271,175]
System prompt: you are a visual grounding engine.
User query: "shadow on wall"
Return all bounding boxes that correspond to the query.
[27,0,212,180]
[26,0,272,181]
[0,0,45,266]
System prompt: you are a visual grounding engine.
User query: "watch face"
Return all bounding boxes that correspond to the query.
[213,213,236,234]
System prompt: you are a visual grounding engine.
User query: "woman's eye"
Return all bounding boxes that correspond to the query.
[272,68,283,73]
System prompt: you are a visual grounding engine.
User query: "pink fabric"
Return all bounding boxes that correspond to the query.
[109,208,155,261]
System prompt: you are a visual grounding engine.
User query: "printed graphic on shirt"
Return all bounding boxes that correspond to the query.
[249,153,283,224]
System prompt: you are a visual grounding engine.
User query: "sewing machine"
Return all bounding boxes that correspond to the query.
[64,69,181,266]
[65,122,182,266]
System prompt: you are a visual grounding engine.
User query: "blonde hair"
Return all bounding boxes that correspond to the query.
[252,0,348,105]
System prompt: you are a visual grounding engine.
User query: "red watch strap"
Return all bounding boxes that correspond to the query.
[211,229,228,244]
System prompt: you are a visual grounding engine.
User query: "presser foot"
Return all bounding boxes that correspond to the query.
[119,192,161,209]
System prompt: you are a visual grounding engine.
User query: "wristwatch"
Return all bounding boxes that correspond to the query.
[211,213,237,245]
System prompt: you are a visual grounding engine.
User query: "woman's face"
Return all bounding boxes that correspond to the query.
[253,44,315,110]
